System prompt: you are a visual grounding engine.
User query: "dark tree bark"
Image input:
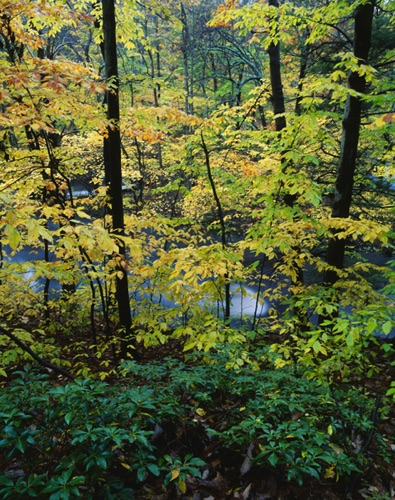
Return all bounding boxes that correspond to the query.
[201,132,230,321]
[252,0,304,330]
[102,0,137,359]
[267,0,286,133]
[252,0,288,330]
[324,1,375,286]
[295,42,309,116]
[181,2,194,117]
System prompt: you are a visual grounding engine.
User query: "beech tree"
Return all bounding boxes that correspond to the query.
[208,0,394,346]
[324,1,375,285]
[101,0,137,358]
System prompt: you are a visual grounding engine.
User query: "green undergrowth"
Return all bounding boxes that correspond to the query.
[0,347,393,498]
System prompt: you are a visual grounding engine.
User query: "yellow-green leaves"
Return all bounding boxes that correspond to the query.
[324,218,390,245]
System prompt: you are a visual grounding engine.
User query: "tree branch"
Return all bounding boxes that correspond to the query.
[1,326,75,380]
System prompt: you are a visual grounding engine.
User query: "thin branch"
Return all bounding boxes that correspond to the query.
[1,325,75,380]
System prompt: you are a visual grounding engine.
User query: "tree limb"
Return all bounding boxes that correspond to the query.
[1,326,75,380]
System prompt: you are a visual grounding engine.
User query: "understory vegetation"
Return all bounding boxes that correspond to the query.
[1,346,394,499]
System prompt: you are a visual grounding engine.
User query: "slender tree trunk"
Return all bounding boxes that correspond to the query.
[210,54,218,93]
[255,0,304,329]
[324,1,375,286]
[150,15,163,170]
[180,2,191,116]
[295,42,309,116]
[252,0,289,329]
[201,133,231,321]
[267,0,286,133]
[102,0,137,359]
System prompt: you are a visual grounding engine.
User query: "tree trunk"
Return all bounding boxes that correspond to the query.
[324,1,375,286]
[295,42,309,116]
[181,2,191,116]
[267,0,286,133]
[102,0,136,359]
[254,0,304,330]
[201,133,230,321]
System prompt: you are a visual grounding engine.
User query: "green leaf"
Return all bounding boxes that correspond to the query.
[382,321,392,336]
[0,476,14,487]
[366,317,377,334]
[147,463,160,476]
[7,227,21,250]
[96,456,107,469]
[137,467,146,482]
[306,466,320,480]
[15,439,25,453]
[268,453,278,466]
[64,412,73,425]
[346,332,354,347]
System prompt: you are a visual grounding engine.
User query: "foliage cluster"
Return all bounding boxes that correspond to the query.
[0,0,394,361]
[0,352,393,498]
[0,0,394,496]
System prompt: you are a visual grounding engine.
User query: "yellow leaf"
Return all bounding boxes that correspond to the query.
[178,477,187,494]
[183,340,197,351]
[170,469,180,481]
[38,226,53,242]
[324,465,336,479]
[329,443,343,455]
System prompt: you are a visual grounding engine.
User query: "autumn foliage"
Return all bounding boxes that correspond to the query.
[0,0,394,497]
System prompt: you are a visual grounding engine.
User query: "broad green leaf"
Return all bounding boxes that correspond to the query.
[382,321,392,336]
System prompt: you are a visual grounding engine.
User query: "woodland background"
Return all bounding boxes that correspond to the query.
[0,0,394,498]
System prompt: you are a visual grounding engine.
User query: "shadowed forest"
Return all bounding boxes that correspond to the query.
[0,0,394,498]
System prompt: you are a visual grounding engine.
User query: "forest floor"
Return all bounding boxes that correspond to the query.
[128,340,395,500]
[1,331,394,499]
